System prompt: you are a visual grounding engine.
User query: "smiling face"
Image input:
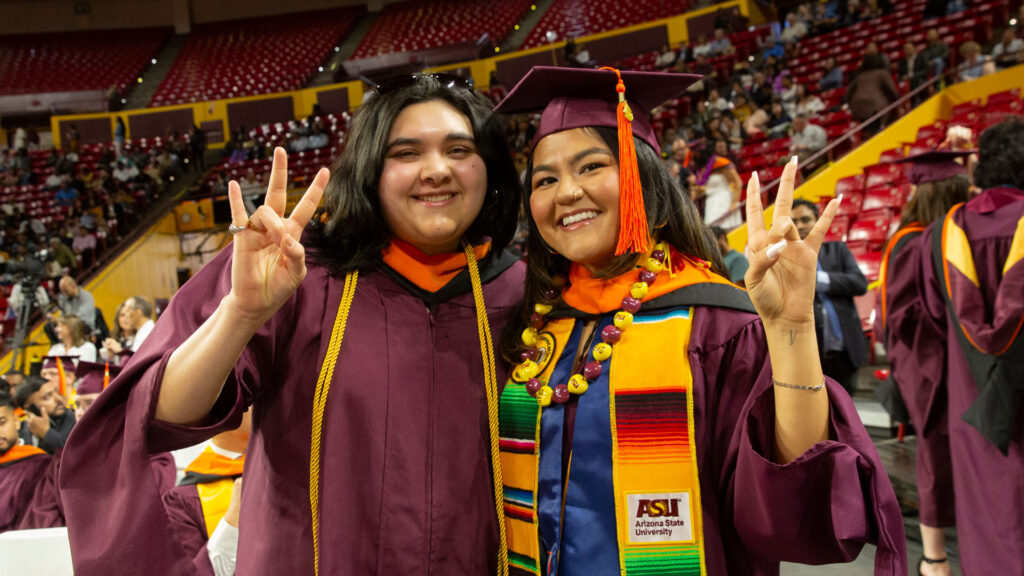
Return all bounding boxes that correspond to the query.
[377,100,487,255]
[529,128,621,272]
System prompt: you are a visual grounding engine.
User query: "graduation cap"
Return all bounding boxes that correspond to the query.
[894,149,975,186]
[41,355,79,397]
[494,66,701,255]
[74,361,121,395]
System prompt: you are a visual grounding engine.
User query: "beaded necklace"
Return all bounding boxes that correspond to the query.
[516,244,671,407]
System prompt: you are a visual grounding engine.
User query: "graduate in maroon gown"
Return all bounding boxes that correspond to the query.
[879,149,973,575]
[163,411,248,576]
[886,118,1024,576]
[0,392,64,532]
[492,67,905,575]
[60,75,525,575]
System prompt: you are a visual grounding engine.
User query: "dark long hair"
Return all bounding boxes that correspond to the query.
[306,77,522,276]
[499,127,724,362]
[899,175,972,227]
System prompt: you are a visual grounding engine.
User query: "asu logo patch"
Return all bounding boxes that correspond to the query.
[626,492,694,543]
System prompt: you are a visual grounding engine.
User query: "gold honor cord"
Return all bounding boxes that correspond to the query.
[463,240,510,576]
[309,270,359,576]
[307,242,508,576]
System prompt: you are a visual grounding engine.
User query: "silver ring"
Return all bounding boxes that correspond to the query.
[228,223,247,235]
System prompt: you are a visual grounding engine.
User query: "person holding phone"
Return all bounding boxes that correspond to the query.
[13,375,75,454]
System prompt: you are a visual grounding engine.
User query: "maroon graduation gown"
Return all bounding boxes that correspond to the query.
[163,486,215,576]
[1,448,64,532]
[58,248,525,575]
[887,187,1024,574]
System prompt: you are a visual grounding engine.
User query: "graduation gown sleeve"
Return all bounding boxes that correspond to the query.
[690,308,906,574]
[59,248,291,575]
[0,453,58,532]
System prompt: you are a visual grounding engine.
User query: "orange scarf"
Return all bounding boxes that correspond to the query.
[0,444,47,466]
[562,247,736,315]
[381,237,492,293]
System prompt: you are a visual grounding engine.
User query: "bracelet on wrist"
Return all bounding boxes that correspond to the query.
[772,376,825,391]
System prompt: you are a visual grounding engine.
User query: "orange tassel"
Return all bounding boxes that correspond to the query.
[600,67,650,255]
[103,363,110,390]
[56,357,66,397]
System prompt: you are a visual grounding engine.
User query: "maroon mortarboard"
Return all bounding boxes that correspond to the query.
[894,149,975,185]
[42,355,79,371]
[494,66,700,255]
[74,361,121,395]
[493,66,701,154]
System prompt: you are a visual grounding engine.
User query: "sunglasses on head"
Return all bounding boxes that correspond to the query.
[372,73,475,96]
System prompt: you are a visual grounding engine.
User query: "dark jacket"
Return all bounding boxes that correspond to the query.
[19,410,75,454]
[814,241,869,367]
[846,69,899,122]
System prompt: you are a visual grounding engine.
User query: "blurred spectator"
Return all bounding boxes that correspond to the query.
[898,42,919,85]
[692,34,712,58]
[71,227,97,268]
[731,93,753,123]
[13,127,27,151]
[848,53,899,134]
[840,0,864,27]
[48,238,77,275]
[767,100,793,133]
[714,138,739,167]
[913,30,950,88]
[864,42,891,70]
[789,114,828,162]
[709,28,733,55]
[711,225,749,286]
[794,84,826,117]
[101,302,134,363]
[188,125,206,171]
[307,123,329,150]
[655,43,677,68]
[114,117,126,158]
[55,181,79,207]
[778,75,798,116]
[743,101,769,136]
[958,42,993,82]
[991,27,1024,70]
[707,88,730,112]
[65,125,81,154]
[811,2,837,35]
[691,145,743,228]
[112,160,139,183]
[720,114,744,152]
[121,296,155,352]
[749,70,773,108]
[47,315,97,362]
[781,12,809,44]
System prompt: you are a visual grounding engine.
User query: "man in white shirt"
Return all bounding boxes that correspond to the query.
[991,27,1024,70]
[789,114,827,162]
[124,295,156,351]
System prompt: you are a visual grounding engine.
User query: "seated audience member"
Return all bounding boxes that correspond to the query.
[692,34,712,58]
[14,375,75,454]
[163,410,250,576]
[864,42,891,70]
[794,84,826,118]
[54,181,79,207]
[307,123,329,150]
[711,225,749,286]
[112,160,140,183]
[707,88,730,112]
[731,92,753,123]
[898,42,919,85]
[781,12,808,43]
[0,392,64,532]
[39,356,76,395]
[654,43,677,68]
[913,30,950,88]
[101,302,135,364]
[72,227,98,268]
[819,57,845,91]
[709,28,733,55]
[991,27,1024,70]
[778,74,799,116]
[767,100,793,132]
[1,372,24,395]
[47,315,98,362]
[789,114,828,162]
[958,42,992,81]
[743,101,769,135]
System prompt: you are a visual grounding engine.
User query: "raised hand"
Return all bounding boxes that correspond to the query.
[224,147,329,326]
[743,157,840,328]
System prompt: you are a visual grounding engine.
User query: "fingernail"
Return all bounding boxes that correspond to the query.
[837,194,844,205]
[752,171,760,185]
[790,155,799,165]
[766,239,788,260]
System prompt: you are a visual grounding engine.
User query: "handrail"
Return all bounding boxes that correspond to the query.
[709,72,944,229]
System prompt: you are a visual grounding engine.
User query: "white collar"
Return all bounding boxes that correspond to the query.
[209,442,244,460]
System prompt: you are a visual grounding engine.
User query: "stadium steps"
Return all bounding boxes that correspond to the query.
[124,34,189,110]
[310,11,379,86]
[501,0,558,53]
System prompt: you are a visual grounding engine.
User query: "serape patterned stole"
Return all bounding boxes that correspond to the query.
[611,307,706,576]
[498,307,706,575]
